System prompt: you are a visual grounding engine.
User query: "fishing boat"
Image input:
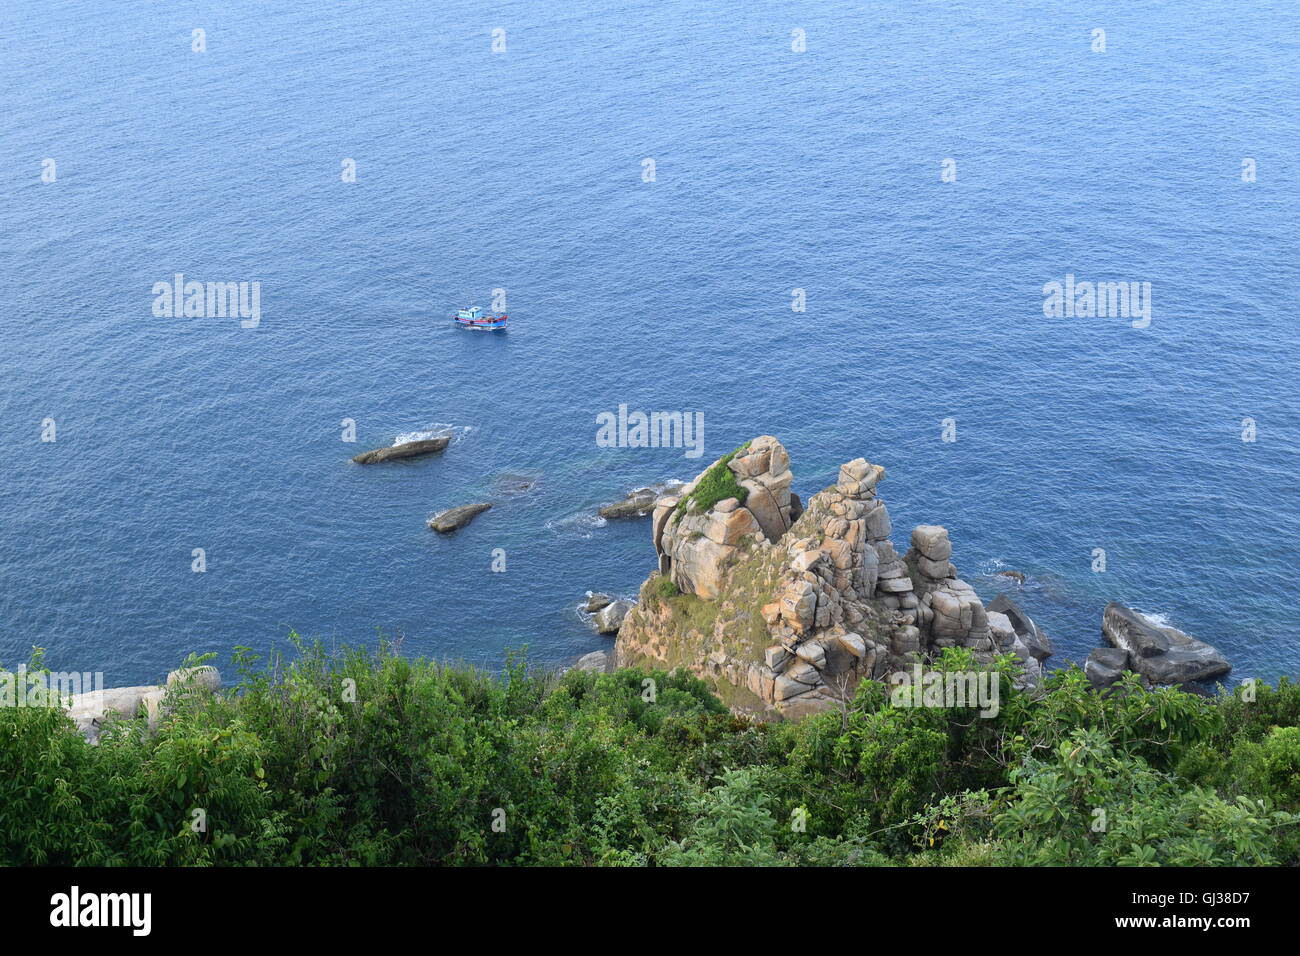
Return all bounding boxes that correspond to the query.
[451,305,507,332]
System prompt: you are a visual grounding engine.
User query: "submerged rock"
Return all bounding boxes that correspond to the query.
[1101,602,1230,685]
[598,483,686,519]
[428,502,492,533]
[352,437,449,464]
[493,473,539,496]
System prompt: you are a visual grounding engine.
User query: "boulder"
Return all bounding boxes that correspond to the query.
[583,593,612,613]
[986,595,1054,662]
[67,685,157,722]
[793,641,826,668]
[1085,647,1131,689]
[836,633,867,658]
[911,525,952,561]
[428,502,492,532]
[166,665,222,692]
[352,437,449,464]
[593,599,634,635]
[574,650,612,673]
[1102,603,1230,684]
[780,693,836,721]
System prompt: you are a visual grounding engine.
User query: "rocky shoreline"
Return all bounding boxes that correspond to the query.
[63,430,1232,735]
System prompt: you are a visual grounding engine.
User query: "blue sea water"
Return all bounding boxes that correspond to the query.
[2,0,1297,688]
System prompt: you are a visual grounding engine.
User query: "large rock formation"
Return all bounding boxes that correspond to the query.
[616,437,1045,720]
[650,437,798,600]
[1101,603,1230,685]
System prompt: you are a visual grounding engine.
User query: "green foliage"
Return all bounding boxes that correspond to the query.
[2,642,1299,867]
[654,574,680,599]
[675,442,750,517]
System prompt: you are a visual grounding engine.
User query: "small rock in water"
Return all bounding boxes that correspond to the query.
[428,502,492,533]
[598,483,686,519]
[352,437,449,464]
[584,593,613,613]
[593,599,634,634]
[994,569,1026,584]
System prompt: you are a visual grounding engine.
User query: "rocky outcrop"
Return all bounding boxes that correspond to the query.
[352,437,449,464]
[616,438,1046,720]
[651,437,795,600]
[1102,603,1230,685]
[428,502,491,533]
[593,599,633,635]
[599,484,687,519]
[65,666,222,745]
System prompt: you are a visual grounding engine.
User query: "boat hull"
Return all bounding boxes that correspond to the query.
[452,313,507,332]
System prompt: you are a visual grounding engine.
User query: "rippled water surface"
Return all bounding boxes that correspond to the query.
[2,0,1297,685]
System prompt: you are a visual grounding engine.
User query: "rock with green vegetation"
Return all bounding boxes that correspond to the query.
[63,667,224,745]
[572,649,612,673]
[652,437,795,601]
[617,437,1044,721]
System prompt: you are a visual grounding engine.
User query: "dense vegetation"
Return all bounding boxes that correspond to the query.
[3,640,1299,866]
[675,441,750,518]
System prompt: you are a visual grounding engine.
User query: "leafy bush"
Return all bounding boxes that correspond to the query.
[2,640,1298,867]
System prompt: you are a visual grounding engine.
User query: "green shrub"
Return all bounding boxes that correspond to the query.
[2,640,1297,866]
[675,442,750,517]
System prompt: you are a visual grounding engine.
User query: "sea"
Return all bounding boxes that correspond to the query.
[3,0,1298,687]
